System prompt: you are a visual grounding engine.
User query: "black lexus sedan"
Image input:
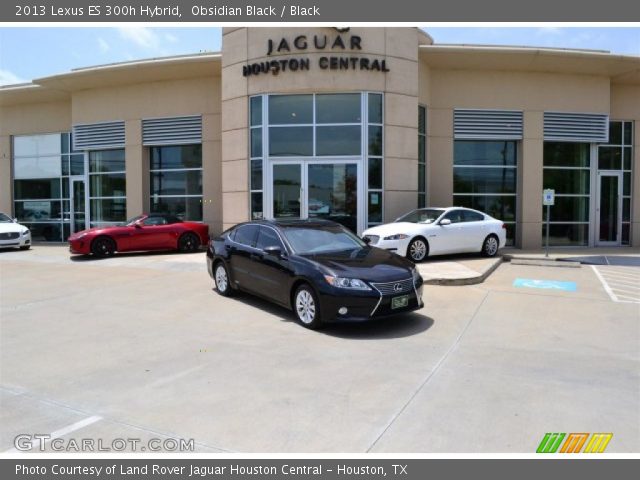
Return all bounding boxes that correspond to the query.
[206,219,424,329]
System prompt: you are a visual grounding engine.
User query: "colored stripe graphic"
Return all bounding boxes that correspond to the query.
[560,433,589,453]
[536,433,566,453]
[583,433,613,453]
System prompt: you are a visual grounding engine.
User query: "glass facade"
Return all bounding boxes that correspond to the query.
[150,145,203,221]
[89,149,126,227]
[453,141,517,245]
[250,92,383,230]
[598,121,633,244]
[418,105,427,208]
[542,142,590,246]
[12,133,82,241]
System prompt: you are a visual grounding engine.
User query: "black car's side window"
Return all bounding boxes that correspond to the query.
[443,210,464,224]
[463,210,484,222]
[234,224,260,247]
[256,227,285,251]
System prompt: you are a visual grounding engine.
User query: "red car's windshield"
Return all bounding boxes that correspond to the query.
[125,215,145,226]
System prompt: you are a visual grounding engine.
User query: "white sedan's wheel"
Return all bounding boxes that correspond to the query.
[482,235,499,257]
[407,238,428,262]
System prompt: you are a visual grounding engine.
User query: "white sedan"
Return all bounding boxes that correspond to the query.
[362,207,507,262]
[0,212,31,250]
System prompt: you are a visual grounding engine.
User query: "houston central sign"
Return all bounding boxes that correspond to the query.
[242,32,390,77]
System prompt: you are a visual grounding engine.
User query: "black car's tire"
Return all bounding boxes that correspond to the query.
[19,245,31,250]
[178,232,200,253]
[407,237,429,262]
[293,284,323,329]
[213,262,234,297]
[91,236,116,257]
[481,234,500,257]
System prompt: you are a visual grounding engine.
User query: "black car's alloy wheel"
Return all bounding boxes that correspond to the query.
[482,234,499,257]
[407,237,428,262]
[179,232,200,252]
[294,284,322,329]
[91,236,115,257]
[214,262,233,296]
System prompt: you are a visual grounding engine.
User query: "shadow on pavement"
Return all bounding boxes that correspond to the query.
[221,289,434,340]
[558,255,640,267]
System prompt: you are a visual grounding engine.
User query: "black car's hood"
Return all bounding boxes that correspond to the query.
[300,247,413,282]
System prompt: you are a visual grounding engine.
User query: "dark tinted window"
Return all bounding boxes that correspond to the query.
[256,227,285,251]
[234,224,260,247]
[443,210,464,224]
[165,215,182,224]
[463,210,485,222]
[143,216,167,226]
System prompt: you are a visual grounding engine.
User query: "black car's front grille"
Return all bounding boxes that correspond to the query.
[364,235,380,245]
[370,277,414,295]
[0,232,19,240]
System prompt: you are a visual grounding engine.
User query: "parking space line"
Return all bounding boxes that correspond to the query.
[592,265,640,304]
[4,415,102,453]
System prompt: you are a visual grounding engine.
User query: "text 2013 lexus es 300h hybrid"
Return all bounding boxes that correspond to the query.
[206,219,424,329]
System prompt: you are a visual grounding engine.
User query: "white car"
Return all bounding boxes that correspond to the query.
[0,213,31,250]
[362,207,507,262]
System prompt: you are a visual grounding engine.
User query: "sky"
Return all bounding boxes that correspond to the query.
[1,27,639,86]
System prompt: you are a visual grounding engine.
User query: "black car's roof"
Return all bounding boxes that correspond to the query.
[237,218,342,229]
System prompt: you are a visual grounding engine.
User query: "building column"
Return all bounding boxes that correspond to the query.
[221,28,249,231]
[427,108,453,208]
[0,135,12,215]
[202,112,222,235]
[125,119,146,218]
[520,111,544,250]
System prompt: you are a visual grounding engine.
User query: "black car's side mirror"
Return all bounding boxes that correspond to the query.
[362,236,372,245]
[264,245,283,257]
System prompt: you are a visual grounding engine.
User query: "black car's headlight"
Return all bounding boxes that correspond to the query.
[324,275,372,291]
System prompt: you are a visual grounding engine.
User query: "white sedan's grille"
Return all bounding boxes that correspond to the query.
[371,278,414,295]
[0,232,19,240]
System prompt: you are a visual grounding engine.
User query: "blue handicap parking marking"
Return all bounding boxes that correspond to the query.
[513,278,577,292]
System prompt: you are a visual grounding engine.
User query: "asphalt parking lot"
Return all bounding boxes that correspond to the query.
[1,246,639,453]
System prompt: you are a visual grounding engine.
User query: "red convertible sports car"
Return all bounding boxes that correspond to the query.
[68,214,209,257]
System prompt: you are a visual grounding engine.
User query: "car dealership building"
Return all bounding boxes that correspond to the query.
[1,27,639,249]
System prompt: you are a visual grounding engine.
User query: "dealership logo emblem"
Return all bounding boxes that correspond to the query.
[393,283,402,292]
[536,433,613,453]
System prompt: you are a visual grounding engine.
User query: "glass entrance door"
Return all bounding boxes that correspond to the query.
[273,163,302,219]
[270,161,361,233]
[307,163,358,232]
[596,172,622,245]
[70,177,88,234]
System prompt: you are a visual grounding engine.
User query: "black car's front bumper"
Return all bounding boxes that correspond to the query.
[318,281,424,323]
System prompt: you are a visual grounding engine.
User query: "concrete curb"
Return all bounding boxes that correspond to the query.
[421,256,503,286]
[503,254,583,268]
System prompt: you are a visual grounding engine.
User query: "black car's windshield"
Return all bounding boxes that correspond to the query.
[282,226,366,254]
[396,209,444,224]
[0,213,12,222]
[125,215,145,226]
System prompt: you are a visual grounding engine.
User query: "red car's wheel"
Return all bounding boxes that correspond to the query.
[178,232,200,253]
[91,236,115,257]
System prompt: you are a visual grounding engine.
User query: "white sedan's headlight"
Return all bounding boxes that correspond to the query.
[384,234,409,240]
[324,275,372,291]
[21,229,29,236]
